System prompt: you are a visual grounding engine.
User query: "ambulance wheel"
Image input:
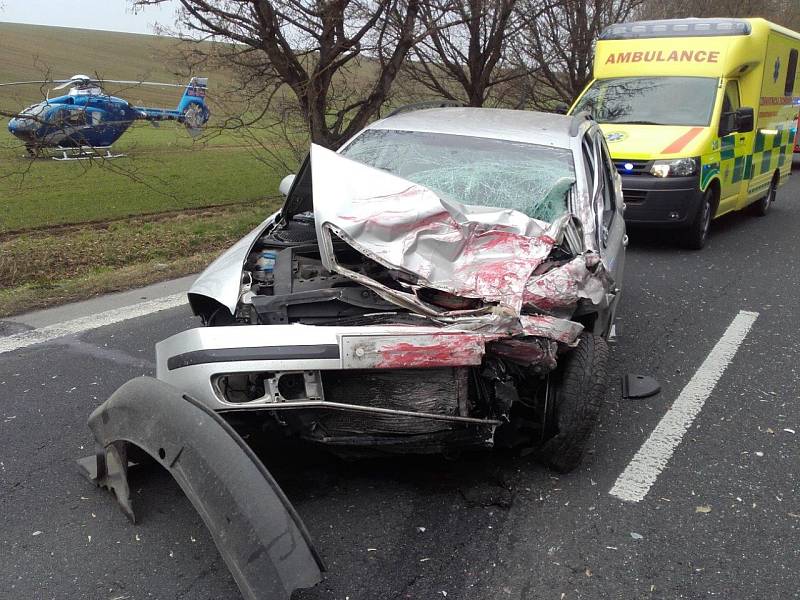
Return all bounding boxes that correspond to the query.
[682,188,714,250]
[537,333,608,473]
[751,173,778,217]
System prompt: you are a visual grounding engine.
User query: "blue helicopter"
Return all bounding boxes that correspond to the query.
[2,75,209,158]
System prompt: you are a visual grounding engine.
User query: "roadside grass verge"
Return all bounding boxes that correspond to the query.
[0,122,290,233]
[0,201,279,317]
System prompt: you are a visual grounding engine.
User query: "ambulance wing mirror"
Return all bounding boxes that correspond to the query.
[735,107,754,134]
[718,112,737,138]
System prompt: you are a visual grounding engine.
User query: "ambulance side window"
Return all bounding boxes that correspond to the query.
[786,50,798,96]
[722,81,740,113]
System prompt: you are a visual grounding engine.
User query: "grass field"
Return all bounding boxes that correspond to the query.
[0,123,285,233]
[0,22,293,315]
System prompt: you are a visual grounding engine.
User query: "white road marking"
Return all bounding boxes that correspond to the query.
[609,310,759,503]
[0,293,188,355]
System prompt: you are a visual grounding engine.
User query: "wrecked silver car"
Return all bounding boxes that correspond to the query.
[162,107,626,470]
[82,107,625,599]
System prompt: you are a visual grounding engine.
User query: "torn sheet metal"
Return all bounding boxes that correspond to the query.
[569,187,600,253]
[486,337,558,369]
[523,254,610,317]
[518,315,585,345]
[312,144,566,313]
[310,144,606,347]
[438,312,584,347]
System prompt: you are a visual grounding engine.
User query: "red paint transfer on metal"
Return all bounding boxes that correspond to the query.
[519,315,584,345]
[373,334,485,369]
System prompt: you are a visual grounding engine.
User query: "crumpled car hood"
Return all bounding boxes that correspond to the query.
[188,214,277,316]
[311,144,610,344]
[189,144,612,347]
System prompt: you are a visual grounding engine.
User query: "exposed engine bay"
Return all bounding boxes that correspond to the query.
[239,211,416,327]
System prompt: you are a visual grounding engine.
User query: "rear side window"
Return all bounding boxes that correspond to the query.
[786,49,798,96]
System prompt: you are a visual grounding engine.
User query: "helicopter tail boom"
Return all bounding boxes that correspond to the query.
[135,77,209,133]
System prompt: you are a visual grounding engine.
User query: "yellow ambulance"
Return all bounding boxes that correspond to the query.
[570,18,800,248]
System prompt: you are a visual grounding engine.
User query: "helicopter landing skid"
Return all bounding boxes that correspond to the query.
[49,146,126,161]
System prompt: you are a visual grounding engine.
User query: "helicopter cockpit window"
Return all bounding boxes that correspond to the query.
[22,103,47,117]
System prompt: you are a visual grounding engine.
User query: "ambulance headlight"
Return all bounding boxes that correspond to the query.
[650,157,699,177]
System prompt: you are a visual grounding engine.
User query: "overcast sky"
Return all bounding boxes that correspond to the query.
[0,0,180,35]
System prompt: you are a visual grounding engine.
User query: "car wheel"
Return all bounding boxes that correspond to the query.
[537,333,609,473]
[751,174,778,217]
[682,188,714,250]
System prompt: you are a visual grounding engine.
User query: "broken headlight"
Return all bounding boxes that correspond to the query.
[650,157,699,178]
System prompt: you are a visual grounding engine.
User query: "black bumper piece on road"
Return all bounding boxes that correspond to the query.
[621,174,703,227]
[77,376,324,600]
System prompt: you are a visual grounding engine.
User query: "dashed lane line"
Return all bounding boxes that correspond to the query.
[0,293,188,355]
[609,310,759,503]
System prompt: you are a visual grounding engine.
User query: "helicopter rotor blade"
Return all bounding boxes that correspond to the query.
[98,80,187,89]
[0,80,71,88]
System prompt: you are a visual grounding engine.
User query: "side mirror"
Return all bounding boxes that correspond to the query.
[735,107,754,133]
[718,112,736,138]
[554,102,569,115]
[278,174,296,197]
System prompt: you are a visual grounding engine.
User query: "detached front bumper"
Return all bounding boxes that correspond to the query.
[621,174,703,227]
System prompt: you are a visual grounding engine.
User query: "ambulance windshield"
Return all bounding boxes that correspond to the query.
[573,76,717,127]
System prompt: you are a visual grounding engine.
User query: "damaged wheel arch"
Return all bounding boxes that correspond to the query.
[77,376,323,600]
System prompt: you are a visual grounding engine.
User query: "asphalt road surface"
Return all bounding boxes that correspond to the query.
[2,158,799,600]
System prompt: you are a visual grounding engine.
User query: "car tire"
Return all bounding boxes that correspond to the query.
[538,333,609,473]
[750,174,778,217]
[682,188,714,250]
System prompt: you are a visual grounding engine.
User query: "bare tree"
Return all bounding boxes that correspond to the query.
[514,0,645,108]
[136,0,429,150]
[639,0,799,30]
[402,0,525,107]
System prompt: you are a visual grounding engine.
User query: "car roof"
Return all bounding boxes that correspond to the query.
[366,107,576,148]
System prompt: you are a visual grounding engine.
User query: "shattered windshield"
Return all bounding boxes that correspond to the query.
[340,129,576,223]
[572,76,717,126]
